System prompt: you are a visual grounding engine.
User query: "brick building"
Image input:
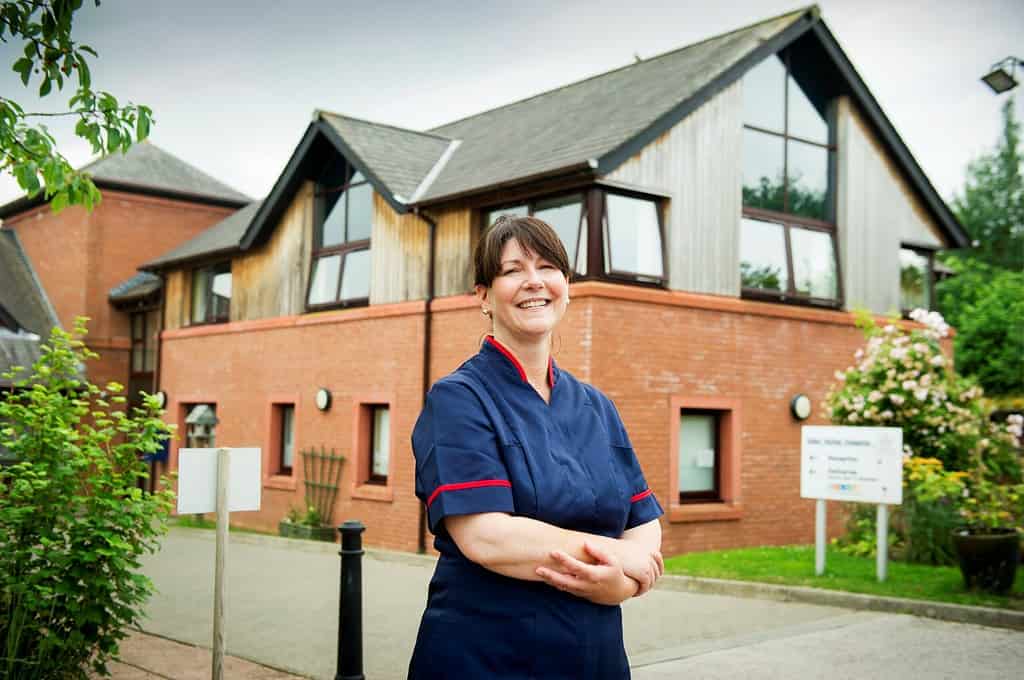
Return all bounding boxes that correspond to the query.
[0,142,249,411]
[141,8,967,554]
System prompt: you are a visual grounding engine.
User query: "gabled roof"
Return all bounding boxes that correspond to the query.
[109,271,162,304]
[0,141,250,220]
[0,229,60,387]
[144,200,263,269]
[148,4,967,268]
[0,229,59,336]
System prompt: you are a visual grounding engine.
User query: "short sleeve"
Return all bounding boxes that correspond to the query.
[593,390,664,529]
[412,380,515,535]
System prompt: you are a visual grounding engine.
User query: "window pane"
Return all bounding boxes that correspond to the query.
[308,254,341,305]
[787,140,830,220]
[679,413,716,493]
[372,406,389,478]
[281,406,294,469]
[788,75,828,144]
[900,248,931,310]
[605,194,663,278]
[211,271,231,319]
[346,182,373,242]
[485,205,527,229]
[132,342,143,372]
[576,213,588,276]
[131,314,143,340]
[742,129,785,212]
[191,268,209,323]
[791,227,838,299]
[740,218,788,292]
[340,249,371,301]
[742,55,786,133]
[321,191,346,248]
[349,170,365,184]
[533,195,582,271]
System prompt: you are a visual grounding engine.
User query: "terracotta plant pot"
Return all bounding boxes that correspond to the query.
[278,520,337,542]
[952,528,1020,594]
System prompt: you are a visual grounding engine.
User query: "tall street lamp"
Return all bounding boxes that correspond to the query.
[981,57,1023,94]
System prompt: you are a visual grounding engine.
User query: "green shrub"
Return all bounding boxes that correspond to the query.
[0,319,175,678]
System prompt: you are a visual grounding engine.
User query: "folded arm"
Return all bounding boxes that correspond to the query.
[446,513,662,605]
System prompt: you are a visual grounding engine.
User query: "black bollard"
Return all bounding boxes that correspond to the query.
[336,520,366,680]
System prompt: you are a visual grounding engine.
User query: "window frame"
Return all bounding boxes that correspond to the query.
[899,244,936,316]
[351,396,395,502]
[677,409,723,504]
[741,208,845,308]
[367,405,389,486]
[741,50,842,309]
[479,186,668,287]
[276,403,295,477]
[189,261,232,325]
[305,160,372,312]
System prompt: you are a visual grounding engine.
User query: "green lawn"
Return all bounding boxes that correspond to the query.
[664,544,1024,610]
[169,514,275,536]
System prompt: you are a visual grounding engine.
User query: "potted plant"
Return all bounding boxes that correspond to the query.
[954,470,1024,593]
[278,504,336,542]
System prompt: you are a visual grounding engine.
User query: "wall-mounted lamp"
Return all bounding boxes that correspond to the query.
[153,390,168,409]
[790,394,812,421]
[315,388,332,412]
[981,57,1022,94]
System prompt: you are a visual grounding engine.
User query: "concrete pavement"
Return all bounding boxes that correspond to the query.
[135,527,1024,679]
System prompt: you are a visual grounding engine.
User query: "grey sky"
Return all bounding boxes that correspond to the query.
[1,0,1021,208]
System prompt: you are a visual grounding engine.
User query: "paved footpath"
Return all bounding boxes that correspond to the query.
[136,528,1023,679]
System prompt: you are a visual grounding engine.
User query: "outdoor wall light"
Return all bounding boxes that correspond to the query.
[153,390,167,409]
[981,57,1022,94]
[315,388,332,412]
[790,394,812,421]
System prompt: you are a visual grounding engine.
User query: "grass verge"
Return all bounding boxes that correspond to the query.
[170,514,275,536]
[664,544,1023,610]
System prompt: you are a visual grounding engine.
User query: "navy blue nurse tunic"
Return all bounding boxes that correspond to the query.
[408,337,663,680]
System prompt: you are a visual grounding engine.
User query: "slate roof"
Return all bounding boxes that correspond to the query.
[0,141,250,219]
[420,9,805,202]
[318,113,453,203]
[143,200,263,269]
[109,271,162,303]
[0,230,59,336]
[0,229,60,387]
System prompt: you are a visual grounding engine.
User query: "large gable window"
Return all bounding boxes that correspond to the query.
[308,159,371,309]
[482,188,665,285]
[741,52,840,306]
[190,262,231,324]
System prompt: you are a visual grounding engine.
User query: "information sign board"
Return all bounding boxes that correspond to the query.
[800,426,903,505]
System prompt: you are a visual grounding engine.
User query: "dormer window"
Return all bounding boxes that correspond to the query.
[307,158,372,309]
[740,51,840,307]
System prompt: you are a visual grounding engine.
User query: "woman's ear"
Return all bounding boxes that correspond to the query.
[475,285,490,317]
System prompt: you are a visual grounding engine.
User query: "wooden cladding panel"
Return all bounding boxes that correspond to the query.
[836,97,945,314]
[163,270,187,331]
[370,192,429,305]
[434,207,474,297]
[607,80,743,296]
[232,182,313,321]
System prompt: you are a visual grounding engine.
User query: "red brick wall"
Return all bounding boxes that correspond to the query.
[157,284,930,555]
[4,191,237,392]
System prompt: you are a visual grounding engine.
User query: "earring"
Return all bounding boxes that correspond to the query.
[481,307,491,317]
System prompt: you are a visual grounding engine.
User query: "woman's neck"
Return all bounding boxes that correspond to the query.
[492,331,550,391]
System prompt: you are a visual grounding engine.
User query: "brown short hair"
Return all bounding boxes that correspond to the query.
[474,215,570,287]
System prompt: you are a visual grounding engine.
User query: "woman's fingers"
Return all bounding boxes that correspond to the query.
[581,540,615,566]
[654,551,665,577]
[536,566,581,593]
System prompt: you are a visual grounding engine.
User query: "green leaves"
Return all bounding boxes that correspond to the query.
[2,0,154,214]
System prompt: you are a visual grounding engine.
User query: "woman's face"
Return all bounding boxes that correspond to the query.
[477,238,569,342]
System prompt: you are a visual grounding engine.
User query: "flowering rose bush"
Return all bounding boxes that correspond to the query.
[826,309,1022,561]
[826,309,1020,476]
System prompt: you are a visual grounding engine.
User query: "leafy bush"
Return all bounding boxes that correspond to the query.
[0,320,174,678]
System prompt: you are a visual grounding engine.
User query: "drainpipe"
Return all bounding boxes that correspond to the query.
[413,207,437,554]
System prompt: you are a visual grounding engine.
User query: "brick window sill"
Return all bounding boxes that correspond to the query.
[263,475,297,492]
[669,502,744,523]
[352,482,393,503]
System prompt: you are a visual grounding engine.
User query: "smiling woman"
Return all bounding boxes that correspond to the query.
[407,214,664,680]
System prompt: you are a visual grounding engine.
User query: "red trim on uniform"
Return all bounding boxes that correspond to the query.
[630,489,654,503]
[485,335,556,387]
[426,479,513,508]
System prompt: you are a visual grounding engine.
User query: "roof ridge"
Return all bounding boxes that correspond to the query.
[316,109,454,142]
[430,5,815,133]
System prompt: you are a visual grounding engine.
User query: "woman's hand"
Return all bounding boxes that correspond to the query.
[535,541,639,606]
[617,543,664,596]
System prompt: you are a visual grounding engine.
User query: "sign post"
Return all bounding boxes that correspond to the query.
[800,426,902,582]
[177,447,261,680]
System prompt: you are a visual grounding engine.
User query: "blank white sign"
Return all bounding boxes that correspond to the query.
[177,447,262,514]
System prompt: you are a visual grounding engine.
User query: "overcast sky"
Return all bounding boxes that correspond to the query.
[0,0,1021,208]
